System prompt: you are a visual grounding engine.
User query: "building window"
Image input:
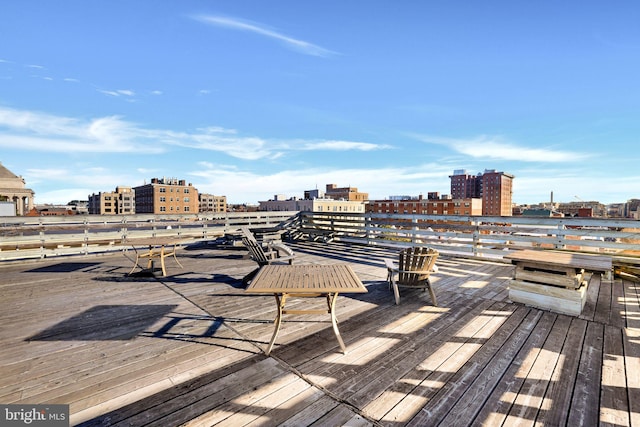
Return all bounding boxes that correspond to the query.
[159,187,166,193]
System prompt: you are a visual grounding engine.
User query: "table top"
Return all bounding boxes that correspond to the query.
[125,237,185,246]
[504,249,612,272]
[245,264,368,294]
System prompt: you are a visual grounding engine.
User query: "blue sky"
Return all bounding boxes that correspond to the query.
[1,1,639,206]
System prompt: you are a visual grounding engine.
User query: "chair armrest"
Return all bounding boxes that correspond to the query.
[263,250,279,259]
[269,242,295,257]
[384,259,397,271]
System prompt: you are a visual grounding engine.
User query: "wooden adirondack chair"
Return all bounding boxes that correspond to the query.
[240,227,295,284]
[385,247,439,305]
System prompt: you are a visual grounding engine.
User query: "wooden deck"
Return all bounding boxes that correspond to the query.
[1,241,638,426]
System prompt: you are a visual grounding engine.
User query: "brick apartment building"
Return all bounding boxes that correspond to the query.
[450,169,514,216]
[199,193,227,213]
[88,186,135,215]
[133,178,199,214]
[367,193,482,216]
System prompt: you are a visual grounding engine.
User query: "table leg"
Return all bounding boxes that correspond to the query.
[128,246,141,275]
[265,293,287,356]
[328,293,346,354]
[146,246,154,271]
[159,245,167,276]
[172,244,184,269]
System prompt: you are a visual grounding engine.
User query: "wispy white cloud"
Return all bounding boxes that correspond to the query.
[193,14,338,57]
[412,134,591,162]
[0,107,162,153]
[98,89,136,97]
[0,106,389,160]
[24,166,143,203]
[300,140,392,151]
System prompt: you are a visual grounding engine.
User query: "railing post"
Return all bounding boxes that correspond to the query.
[121,216,128,243]
[472,220,480,257]
[38,216,45,259]
[83,216,89,255]
[224,213,230,232]
[556,222,566,249]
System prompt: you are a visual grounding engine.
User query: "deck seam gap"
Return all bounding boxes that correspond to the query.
[268,353,385,427]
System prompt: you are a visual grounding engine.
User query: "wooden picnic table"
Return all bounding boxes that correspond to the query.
[125,237,185,277]
[245,264,367,356]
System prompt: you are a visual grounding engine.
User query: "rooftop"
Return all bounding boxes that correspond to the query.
[1,240,638,426]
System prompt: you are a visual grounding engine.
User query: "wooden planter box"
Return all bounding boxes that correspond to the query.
[505,250,612,316]
[508,278,589,316]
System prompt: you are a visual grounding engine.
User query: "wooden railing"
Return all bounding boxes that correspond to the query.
[296,211,640,261]
[0,211,300,261]
[1,210,639,264]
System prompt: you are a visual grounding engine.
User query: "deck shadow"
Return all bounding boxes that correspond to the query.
[26,262,102,273]
[27,304,178,341]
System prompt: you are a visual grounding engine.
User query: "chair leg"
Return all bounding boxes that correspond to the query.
[427,280,437,306]
[392,281,401,305]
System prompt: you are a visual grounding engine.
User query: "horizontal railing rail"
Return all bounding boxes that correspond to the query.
[297,211,640,263]
[2,210,639,265]
[0,211,300,261]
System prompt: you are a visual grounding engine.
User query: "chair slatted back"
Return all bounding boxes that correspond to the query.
[241,230,271,265]
[398,247,439,286]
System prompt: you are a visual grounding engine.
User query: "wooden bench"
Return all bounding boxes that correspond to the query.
[504,250,613,316]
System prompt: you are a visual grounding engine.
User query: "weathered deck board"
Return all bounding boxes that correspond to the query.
[465,311,557,426]
[538,316,588,427]
[0,240,638,426]
[503,314,572,426]
[600,325,630,426]
[409,309,545,426]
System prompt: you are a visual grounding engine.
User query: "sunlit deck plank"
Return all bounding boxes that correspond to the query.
[622,278,640,427]
[600,325,630,426]
[537,316,588,427]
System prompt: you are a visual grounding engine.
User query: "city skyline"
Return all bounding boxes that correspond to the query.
[1,1,639,206]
